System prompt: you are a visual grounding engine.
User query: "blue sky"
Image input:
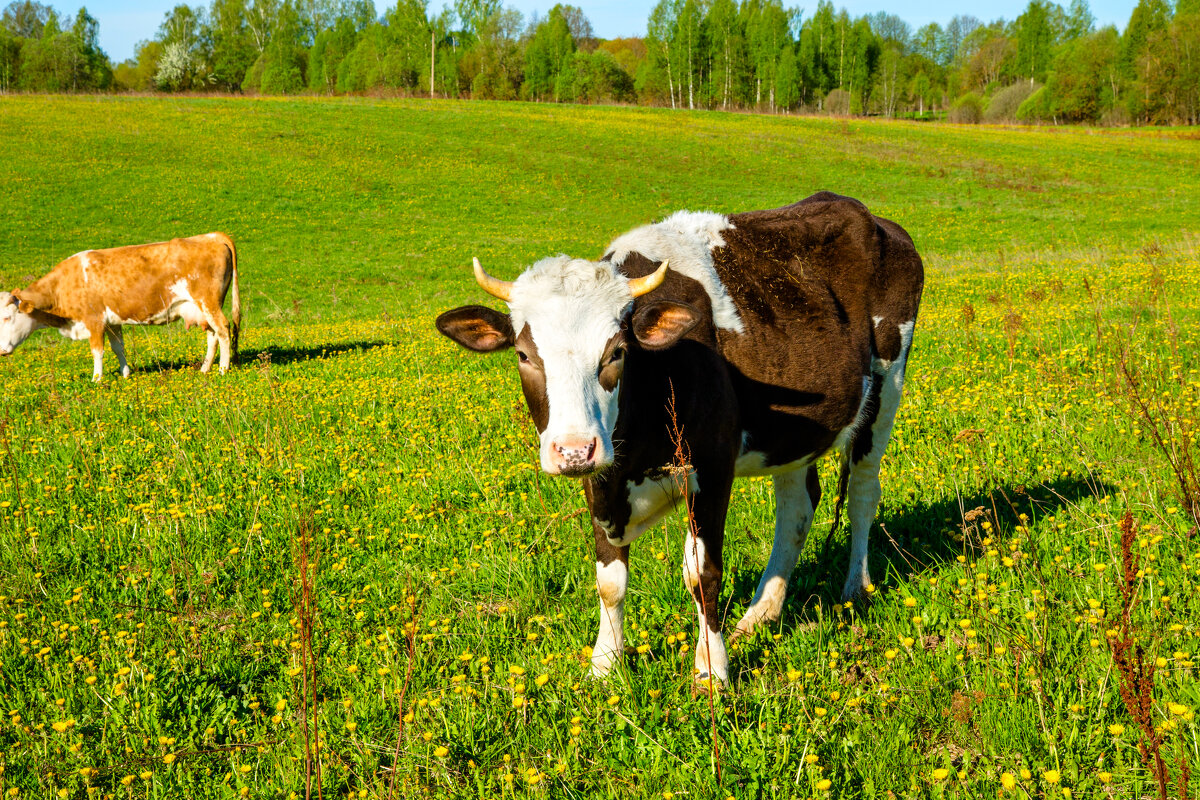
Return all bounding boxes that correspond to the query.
[67,0,1139,63]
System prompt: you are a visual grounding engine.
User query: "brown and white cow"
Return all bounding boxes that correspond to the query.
[437,193,923,685]
[0,233,241,381]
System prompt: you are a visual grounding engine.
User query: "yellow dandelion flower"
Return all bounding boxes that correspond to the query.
[1043,770,1060,784]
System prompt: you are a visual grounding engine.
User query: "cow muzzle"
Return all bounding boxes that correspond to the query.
[545,435,603,476]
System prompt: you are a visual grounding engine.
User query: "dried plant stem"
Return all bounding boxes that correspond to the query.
[1118,353,1200,534]
[386,590,419,800]
[294,519,323,800]
[665,383,722,785]
[1108,512,1174,800]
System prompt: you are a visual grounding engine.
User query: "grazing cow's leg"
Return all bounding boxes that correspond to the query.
[591,525,629,677]
[199,301,233,374]
[733,465,821,639]
[107,326,131,378]
[682,473,733,686]
[201,330,218,373]
[88,325,105,382]
[842,326,914,602]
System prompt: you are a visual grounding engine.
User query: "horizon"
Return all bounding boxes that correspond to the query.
[37,0,1141,64]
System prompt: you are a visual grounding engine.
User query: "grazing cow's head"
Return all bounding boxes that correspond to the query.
[0,291,39,356]
[437,257,700,476]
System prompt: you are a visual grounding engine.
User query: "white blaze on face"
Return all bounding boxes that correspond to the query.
[508,257,634,474]
[0,293,38,355]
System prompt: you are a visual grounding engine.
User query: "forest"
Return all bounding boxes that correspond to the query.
[0,0,1197,124]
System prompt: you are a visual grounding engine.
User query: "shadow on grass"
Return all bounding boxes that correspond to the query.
[132,339,395,375]
[723,474,1116,640]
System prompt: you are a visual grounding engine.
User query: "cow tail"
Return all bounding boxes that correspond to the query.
[227,236,241,359]
[820,450,852,569]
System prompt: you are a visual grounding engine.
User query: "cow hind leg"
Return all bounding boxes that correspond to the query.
[842,329,913,603]
[733,465,820,640]
[201,330,218,373]
[88,326,106,382]
[107,326,131,378]
[200,306,233,374]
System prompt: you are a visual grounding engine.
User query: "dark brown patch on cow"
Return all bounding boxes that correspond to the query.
[598,332,625,392]
[515,325,550,433]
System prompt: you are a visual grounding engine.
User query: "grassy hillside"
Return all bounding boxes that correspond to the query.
[0,97,1197,799]
[2,96,1198,317]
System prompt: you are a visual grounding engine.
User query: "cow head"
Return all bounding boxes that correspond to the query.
[0,291,40,356]
[437,257,700,476]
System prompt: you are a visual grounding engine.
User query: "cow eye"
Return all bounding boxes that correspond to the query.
[516,350,529,364]
[608,346,625,364]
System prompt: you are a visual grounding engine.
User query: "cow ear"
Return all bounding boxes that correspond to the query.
[436,305,515,352]
[632,301,700,350]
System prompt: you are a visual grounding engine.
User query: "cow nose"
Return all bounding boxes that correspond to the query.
[548,436,599,475]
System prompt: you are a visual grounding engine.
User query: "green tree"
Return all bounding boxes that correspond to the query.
[523,5,574,101]
[704,0,742,109]
[1013,0,1058,84]
[469,7,522,99]
[209,0,260,91]
[1064,0,1094,38]
[0,24,19,90]
[672,0,702,109]
[246,0,306,93]
[1038,26,1118,121]
[743,0,791,110]
[646,0,679,107]
[1119,0,1168,77]
[2,0,52,38]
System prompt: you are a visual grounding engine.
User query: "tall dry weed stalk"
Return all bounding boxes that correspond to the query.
[386,589,419,800]
[1108,512,1191,800]
[665,383,722,786]
[1118,357,1200,536]
[293,518,323,800]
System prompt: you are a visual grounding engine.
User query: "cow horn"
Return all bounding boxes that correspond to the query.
[473,257,513,302]
[628,260,669,298]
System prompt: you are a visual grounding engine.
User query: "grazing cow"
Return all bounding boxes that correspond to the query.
[0,233,241,381]
[437,193,923,685]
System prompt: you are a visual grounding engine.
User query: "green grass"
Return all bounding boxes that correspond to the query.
[0,96,1198,799]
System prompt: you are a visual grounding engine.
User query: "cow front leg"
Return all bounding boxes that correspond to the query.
[734,465,821,639]
[591,523,629,677]
[107,326,131,378]
[681,477,732,687]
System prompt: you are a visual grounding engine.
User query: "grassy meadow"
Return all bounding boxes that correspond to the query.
[0,96,1198,799]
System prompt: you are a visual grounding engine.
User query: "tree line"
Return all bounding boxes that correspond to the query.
[1,0,1197,125]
